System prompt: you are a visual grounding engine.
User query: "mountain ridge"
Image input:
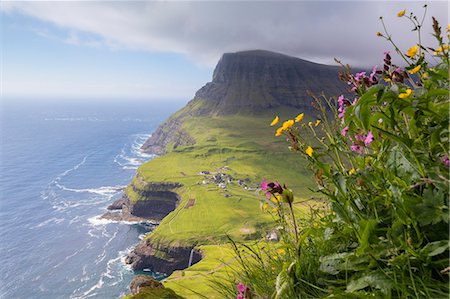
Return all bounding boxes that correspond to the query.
[141,50,347,154]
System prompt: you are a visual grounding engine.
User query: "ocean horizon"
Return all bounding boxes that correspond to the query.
[0,99,183,298]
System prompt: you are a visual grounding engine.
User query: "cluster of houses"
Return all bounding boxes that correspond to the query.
[198,167,258,193]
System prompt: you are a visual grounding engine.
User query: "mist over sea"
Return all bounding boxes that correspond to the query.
[0,99,183,299]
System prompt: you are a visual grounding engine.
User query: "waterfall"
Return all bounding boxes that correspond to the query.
[187,248,194,268]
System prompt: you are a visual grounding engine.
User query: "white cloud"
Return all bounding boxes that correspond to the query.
[2,1,449,67]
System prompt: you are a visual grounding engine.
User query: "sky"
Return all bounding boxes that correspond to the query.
[1,1,448,102]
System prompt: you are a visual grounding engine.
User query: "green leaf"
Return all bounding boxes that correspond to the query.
[346,272,393,293]
[356,219,377,256]
[421,240,450,257]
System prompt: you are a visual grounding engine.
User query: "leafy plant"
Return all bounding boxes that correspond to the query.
[219,6,449,299]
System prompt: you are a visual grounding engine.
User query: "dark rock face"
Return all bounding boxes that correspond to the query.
[129,192,179,220]
[141,118,195,155]
[125,240,202,275]
[129,275,164,295]
[107,197,128,210]
[195,50,346,114]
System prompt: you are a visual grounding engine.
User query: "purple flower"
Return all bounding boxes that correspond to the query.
[341,126,349,136]
[237,294,243,299]
[364,131,374,146]
[354,132,365,143]
[237,282,245,293]
[261,179,268,191]
[443,155,450,167]
[350,145,363,154]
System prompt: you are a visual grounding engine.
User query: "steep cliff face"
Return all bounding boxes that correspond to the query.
[195,50,345,114]
[141,50,347,154]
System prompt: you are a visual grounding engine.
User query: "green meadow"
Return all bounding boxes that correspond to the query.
[125,107,320,297]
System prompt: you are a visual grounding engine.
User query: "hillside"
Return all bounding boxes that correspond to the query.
[119,50,348,298]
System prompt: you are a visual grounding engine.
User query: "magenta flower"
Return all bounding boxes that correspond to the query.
[364,131,374,146]
[354,132,365,143]
[237,294,243,299]
[237,282,245,293]
[261,179,268,191]
[443,155,450,167]
[350,145,363,154]
[341,126,349,137]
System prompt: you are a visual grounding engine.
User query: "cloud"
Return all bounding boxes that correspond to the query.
[2,1,448,67]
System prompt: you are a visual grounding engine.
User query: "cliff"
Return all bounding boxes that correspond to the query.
[141,50,346,154]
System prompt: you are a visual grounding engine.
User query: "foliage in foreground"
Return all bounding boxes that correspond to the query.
[218,8,449,299]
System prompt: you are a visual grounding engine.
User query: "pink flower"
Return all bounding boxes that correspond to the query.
[350,145,363,154]
[237,294,243,299]
[443,155,450,167]
[364,131,374,146]
[261,179,268,191]
[354,132,365,143]
[341,126,349,136]
[237,282,245,293]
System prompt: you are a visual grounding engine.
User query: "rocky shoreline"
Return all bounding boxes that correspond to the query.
[101,179,203,296]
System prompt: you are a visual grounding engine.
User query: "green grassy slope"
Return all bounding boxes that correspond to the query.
[126,108,319,297]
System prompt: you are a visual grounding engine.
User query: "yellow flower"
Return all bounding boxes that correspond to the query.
[262,203,268,210]
[276,248,285,255]
[313,222,319,228]
[408,65,421,74]
[406,45,418,57]
[422,72,429,79]
[308,121,313,127]
[275,127,283,137]
[270,116,279,126]
[282,119,294,130]
[376,31,383,37]
[295,113,304,123]
[397,9,406,17]
[272,207,279,213]
[447,24,450,32]
[399,88,412,99]
[272,255,278,260]
[384,77,391,82]
[271,194,281,204]
[305,146,313,157]
[434,45,449,55]
[349,168,356,175]
[315,119,321,127]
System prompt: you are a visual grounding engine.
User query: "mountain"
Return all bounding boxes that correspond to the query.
[121,50,349,298]
[141,50,347,154]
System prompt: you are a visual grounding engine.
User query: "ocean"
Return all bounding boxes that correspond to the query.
[0,99,183,299]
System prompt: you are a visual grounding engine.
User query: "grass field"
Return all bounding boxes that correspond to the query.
[125,108,320,297]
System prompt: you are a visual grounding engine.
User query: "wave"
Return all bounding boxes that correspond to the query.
[114,133,155,170]
[88,215,156,227]
[32,217,65,229]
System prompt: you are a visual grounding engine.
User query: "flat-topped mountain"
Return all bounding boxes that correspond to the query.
[141,50,347,154]
[195,50,345,114]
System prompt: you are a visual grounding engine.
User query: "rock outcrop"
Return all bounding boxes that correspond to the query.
[102,178,182,222]
[125,240,202,275]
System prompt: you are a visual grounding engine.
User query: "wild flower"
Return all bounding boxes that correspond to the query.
[295,113,304,123]
[408,64,421,74]
[305,146,313,157]
[443,154,450,167]
[364,131,374,146]
[315,120,321,127]
[270,116,279,126]
[282,119,294,130]
[275,127,283,137]
[398,88,412,99]
[397,9,406,17]
[406,44,418,57]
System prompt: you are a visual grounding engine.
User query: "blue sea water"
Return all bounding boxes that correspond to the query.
[0,99,183,299]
